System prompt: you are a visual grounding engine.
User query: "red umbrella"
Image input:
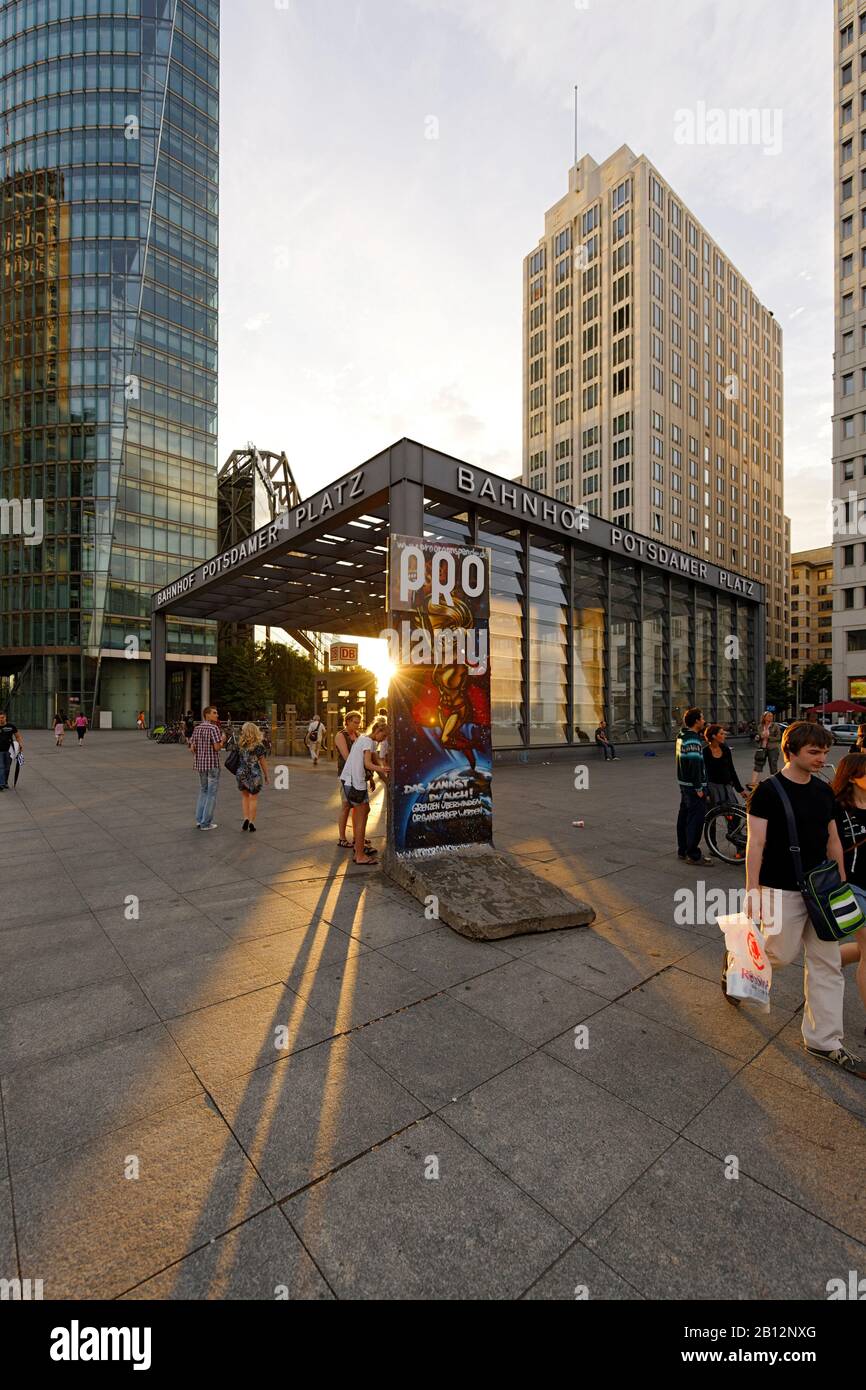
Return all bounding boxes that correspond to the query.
[808,699,866,714]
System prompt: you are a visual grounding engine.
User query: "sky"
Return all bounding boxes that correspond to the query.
[217,0,833,559]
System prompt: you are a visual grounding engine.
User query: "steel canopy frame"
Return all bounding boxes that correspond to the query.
[149,438,766,729]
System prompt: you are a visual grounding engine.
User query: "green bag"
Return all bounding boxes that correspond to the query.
[770,778,866,942]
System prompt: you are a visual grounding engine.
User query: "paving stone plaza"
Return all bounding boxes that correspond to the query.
[1,732,865,1301]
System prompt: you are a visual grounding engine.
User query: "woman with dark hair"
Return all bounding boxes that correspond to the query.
[832,753,866,1028]
[702,723,744,807]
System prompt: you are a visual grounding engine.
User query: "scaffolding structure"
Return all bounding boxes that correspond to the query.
[216,445,327,665]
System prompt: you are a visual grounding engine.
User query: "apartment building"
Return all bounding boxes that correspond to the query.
[522,146,788,661]
[791,547,833,677]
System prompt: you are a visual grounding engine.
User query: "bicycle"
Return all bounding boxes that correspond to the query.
[704,762,839,865]
[704,797,747,865]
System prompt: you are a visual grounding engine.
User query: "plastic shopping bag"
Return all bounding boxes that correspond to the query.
[718,912,772,1012]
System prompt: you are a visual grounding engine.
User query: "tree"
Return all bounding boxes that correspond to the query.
[798,662,833,709]
[260,641,315,715]
[765,659,793,715]
[212,639,274,717]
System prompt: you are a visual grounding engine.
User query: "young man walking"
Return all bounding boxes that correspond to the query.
[0,712,21,791]
[190,705,225,830]
[676,707,712,865]
[739,720,862,1074]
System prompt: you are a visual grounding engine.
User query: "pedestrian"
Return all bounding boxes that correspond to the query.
[235,720,269,832]
[74,711,88,745]
[702,723,745,807]
[53,711,65,747]
[335,709,364,848]
[137,710,146,732]
[749,710,783,788]
[738,721,862,1073]
[306,713,326,766]
[832,752,866,1031]
[339,717,389,865]
[676,707,713,865]
[594,718,618,762]
[0,712,21,791]
[856,723,866,754]
[183,709,195,743]
[189,704,225,830]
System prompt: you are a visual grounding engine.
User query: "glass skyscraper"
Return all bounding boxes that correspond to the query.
[0,0,218,728]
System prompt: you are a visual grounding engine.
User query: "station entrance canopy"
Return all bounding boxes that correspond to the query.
[149,438,766,731]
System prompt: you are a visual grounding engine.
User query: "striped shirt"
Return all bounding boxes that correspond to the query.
[190,720,222,771]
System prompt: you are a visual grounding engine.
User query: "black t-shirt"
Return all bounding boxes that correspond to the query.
[835,804,866,891]
[0,723,18,753]
[748,774,835,890]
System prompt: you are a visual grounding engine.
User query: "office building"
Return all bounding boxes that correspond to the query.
[0,0,219,727]
[522,146,788,664]
[832,1,866,702]
[790,546,833,676]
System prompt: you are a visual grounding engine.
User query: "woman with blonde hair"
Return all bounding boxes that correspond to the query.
[235,721,269,832]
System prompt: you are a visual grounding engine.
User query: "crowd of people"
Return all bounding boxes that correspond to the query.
[184,704,390,858]
[676,707,866,1077]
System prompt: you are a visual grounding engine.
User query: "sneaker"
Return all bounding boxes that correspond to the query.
[199,823,218,831]
[803,1043,866,1076]
[720,952,740,1007]
[677,852,687,861]
[688,855,714,865]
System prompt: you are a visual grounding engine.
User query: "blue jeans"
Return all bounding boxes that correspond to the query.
[0,750,10,788]
[196,767,219,827]
[677,788,706,860]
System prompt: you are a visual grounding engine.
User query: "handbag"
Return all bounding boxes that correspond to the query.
[344,782,368,805]
[769,777,865,942]
[224,735,240,775]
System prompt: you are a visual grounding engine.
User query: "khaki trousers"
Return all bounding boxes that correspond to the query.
[758,888,844,1052]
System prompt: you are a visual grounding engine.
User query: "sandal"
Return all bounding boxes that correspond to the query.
[338,838,352,848]
[353,854,378,867]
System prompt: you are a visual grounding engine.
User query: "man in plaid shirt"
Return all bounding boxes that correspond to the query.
[189,705,225,830]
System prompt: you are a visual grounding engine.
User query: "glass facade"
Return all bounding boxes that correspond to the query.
[423,504,760,749]
[0,0,218,728]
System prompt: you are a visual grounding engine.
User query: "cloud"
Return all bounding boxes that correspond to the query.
[243,312,272,333]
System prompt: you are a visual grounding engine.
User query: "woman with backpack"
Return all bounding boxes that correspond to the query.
[235,721,269,832]
[306,714,326,766]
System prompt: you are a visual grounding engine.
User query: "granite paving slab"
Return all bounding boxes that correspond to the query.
[121,1206,333,1300]
[350,993,532,1108]
[208,1035,427,1198]
[583,1137,866,1300]
[14,1095,271,1299]
[285,1115,571,1300]
[442,1051,674,1233]
[2,1024,203,1173]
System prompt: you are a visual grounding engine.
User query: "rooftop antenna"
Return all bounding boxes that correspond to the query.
[574,85,579,168]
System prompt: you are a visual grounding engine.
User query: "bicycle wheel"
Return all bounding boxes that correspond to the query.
[704,803,747,864]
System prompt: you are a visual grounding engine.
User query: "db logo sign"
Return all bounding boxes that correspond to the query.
[747,930,765,970]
